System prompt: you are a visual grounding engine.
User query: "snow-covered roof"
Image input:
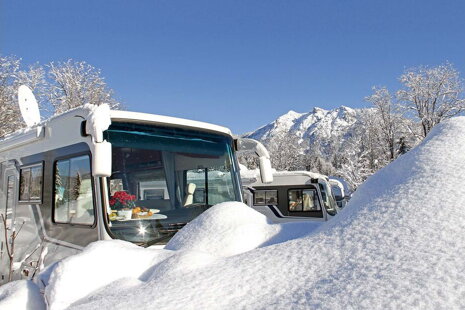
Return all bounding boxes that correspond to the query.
[110,110,232,136]
[272,170,327,180]
[241,169,328,186]
[328,177,352,194]
[0,106,233,152]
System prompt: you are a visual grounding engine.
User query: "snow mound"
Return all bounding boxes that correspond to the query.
[43,203,318,310]
[165,202,280,257]
[44,240,173,310]
[12,117,465,309]
[0,280,46,310]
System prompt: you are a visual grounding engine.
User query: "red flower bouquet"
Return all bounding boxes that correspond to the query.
[109,191,136,210]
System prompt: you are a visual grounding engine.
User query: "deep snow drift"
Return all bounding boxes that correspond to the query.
[0,280,46,310]
[40,203,319,310]
[3,117,465,309]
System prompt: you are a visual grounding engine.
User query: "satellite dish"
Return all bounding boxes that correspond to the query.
[18,85,41,127]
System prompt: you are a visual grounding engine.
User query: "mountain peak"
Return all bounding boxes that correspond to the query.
[244,105,364,147]
[275,110,303,123]
[337,105,354,112]
[312,107,327,114]
[335,105,356,118]
[281,110,301,117]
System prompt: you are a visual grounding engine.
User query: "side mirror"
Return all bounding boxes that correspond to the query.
[92,141,112,177]
[259,157,273,183]
[235,138,274,183]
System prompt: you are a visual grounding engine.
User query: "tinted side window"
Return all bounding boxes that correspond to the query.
[288,189,320,212]
[19,163,43,203]
[30,165,43,201]
[253,190,278,205]
[54,155,94,225]
[19,169,31,201]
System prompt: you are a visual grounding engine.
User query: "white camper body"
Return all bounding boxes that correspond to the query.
[0,105,271,284]
[242,171,339,223]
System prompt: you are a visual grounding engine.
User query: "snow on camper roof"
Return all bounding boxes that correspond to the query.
[241,169,328,186]
[110,110,232,136]
[272,170,328,180]
[0,106,233,153]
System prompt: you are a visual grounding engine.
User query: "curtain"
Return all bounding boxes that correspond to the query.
[162,151,177,210]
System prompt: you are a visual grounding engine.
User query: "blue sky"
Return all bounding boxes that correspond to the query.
[2,0,464,134]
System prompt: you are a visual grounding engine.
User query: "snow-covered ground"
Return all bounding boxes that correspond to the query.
[2,116,465,309]
[0,280,46,310]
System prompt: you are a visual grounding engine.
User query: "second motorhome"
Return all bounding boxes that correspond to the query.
[0,102,273,284]
[242,171,340,223]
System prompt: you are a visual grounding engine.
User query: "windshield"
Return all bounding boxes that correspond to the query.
[103,122,241,246]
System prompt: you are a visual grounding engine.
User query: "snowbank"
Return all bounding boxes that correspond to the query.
[166,202,319,256]
[4,117,465,309]
[44,240,173,310]
[0,280,46,310]
[42,202,318,310]
[165,202,280,256]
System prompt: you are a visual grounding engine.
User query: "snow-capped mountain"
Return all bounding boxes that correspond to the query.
[244,106,364,152]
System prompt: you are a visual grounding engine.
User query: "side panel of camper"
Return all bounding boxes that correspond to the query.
[0,143,102,283]
[15,143,100,281]
[0,110,102,282]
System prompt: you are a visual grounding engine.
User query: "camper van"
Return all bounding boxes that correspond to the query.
[0,103,273,284]
[242,171,339,223]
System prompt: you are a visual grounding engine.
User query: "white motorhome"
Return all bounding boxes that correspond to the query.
[0,104,272,284]
[242,171,339,223]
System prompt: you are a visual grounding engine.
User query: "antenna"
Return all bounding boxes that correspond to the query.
[18,85,41,127]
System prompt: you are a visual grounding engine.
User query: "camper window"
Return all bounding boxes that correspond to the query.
[19,163,43,203]
[253,190,278,205]
[288,189,320,212]
[53,155,95,225]
[186,169,237,206]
